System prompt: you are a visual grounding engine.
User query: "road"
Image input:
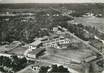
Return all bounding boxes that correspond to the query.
[64,28,104,57]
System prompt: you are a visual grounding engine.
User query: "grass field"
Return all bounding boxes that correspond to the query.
[74,16,104,32]
[42,45,95,63]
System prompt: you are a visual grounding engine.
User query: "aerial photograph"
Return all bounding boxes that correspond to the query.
[0,0,104,73]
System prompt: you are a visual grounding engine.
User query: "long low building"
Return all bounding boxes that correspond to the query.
[26,47,46,59]
[0,53,11,57]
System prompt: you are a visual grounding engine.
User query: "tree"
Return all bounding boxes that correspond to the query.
[0,56,4,66]
[49,65,70,73]
[38,66,49,73]
[58,65,69,73]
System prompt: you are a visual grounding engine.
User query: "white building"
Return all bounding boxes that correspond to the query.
[43,37,70,49]
[0,53,11,57]
[59,38,70,44]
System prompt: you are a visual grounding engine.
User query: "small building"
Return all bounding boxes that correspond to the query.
[53,27,59,32]
[29,46,36,50]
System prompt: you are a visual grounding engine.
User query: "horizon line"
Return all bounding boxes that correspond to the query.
[0,2,104,4]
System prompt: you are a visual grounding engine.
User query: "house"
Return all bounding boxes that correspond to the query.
[85,13,94,17]
[29,46,36,50]
[53,27,58,32]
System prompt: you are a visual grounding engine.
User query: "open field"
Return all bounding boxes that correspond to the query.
[74,16,104,32]
[40,54,83,72]
[7,46,28,56]
[0,45,12,52]
[41,45,96,64]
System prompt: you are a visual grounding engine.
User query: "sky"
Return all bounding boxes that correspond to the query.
[0,0,104,3]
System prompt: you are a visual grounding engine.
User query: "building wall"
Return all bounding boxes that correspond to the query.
[43,38,70,49]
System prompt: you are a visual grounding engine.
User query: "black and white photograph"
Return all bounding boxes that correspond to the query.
[0,0,104,73]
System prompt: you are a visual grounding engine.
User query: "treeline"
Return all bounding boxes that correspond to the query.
[38,64,70,73]
[59,23,92,41]
[0,55,27,73]
[1,3,104,17]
